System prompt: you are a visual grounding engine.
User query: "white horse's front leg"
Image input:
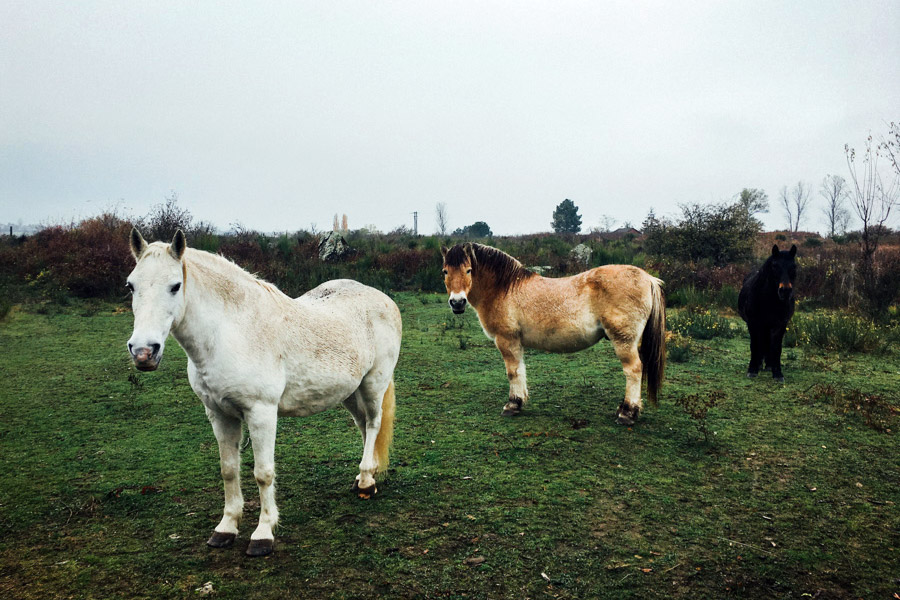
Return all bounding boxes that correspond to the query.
[245,404,279,557]
[495,336,528,416]
[206,409,243,548]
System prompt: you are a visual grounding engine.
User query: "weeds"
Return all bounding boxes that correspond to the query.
[802,383,898,432]
[673,391,726,442]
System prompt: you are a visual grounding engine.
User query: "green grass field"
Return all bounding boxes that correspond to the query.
[1,294,898,599]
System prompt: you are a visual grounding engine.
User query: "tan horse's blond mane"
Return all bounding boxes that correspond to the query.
[445,243,535,294]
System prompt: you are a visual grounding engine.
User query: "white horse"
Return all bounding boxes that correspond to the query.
[126,229,402,556]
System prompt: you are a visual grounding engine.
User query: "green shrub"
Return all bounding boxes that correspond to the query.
[667,285,711,310]
[791,313,889,353]
[668,309,738,339]
[667,332,693,363]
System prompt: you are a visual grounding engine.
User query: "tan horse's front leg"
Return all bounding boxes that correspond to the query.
[495,336,527,416]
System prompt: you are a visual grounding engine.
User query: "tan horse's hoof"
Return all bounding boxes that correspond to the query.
[615,402,639,426]
[501,398,523,417]
[246,538,274,557]
[206,531,236,548]
[615,413,635,426]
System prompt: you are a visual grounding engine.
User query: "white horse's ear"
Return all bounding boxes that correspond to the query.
[130,227,147,260]
[169,229,187,260]
[463,242,477,266]
[440,246,449,259]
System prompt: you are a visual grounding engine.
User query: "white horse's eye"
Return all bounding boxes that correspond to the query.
[170,283,182,294]
[126,282,134,293]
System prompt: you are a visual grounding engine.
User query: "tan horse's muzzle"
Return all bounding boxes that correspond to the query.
[448,292,468,314]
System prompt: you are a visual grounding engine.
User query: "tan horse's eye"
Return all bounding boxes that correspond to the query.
[442,269,448,275]
[466,269,472,274]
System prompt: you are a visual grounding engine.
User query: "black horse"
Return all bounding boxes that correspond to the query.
[738,244,797,382]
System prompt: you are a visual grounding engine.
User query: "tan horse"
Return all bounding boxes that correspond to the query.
[441,243,665,424]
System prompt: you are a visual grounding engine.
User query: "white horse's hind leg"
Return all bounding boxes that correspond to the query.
[354,380,387,498]
[343,391,368,489]
[206,409,243,548]
[244,404,279,557]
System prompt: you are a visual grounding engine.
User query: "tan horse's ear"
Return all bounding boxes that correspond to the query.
[130,227,147,260]
[440,246,449,259]
[169,229,186,260]
[463,242,477,266]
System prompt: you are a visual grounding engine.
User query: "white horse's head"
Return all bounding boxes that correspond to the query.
[126,228,187,371]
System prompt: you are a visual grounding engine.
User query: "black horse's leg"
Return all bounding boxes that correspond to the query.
[768,325,787,382]
[747,325,764,376]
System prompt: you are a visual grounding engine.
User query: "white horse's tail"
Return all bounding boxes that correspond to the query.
[374,378,395,473]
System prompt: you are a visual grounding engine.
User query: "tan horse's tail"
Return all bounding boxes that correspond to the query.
[374,378,395,474]
[641,278,666,405]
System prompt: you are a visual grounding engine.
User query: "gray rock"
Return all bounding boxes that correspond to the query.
[570,243,592,267]
[318,231,351,262]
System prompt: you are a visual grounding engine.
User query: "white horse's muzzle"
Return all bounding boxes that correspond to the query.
[129,342,162,371]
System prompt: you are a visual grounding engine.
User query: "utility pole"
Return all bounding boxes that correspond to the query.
[413,211,418,236]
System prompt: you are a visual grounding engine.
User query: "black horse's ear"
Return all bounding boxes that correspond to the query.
[789,244,797,258]
[463,242,477,266]
[130,227,147,260]
[440,246,449,259]
[772,244,780,257]
[169,229,186,260]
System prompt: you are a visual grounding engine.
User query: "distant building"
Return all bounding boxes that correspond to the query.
[595,227,641,240]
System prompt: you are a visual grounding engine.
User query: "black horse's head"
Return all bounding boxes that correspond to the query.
[767,244,797,301]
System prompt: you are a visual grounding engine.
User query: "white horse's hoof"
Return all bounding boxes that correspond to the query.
[246,538,274,557]
[352,479,377,499]
[207,531,236,548]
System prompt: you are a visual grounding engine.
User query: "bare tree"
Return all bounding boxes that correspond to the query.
[341,214,348,232]
[435,202,448,236]
[819,175,851,238]
[845,134,900,265]
[332,214,339,232]
[880,121,900,177]
[779,181,811,233]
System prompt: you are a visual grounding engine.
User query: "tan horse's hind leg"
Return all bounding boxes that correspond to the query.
[611,338,644,425]
[495,335,528,416]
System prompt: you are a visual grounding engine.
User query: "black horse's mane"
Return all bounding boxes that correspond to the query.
[445,244,536,291]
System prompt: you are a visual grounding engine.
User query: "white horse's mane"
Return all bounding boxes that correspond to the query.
[141,242,290,306]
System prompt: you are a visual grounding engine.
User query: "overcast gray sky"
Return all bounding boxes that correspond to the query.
[2,1,898,235]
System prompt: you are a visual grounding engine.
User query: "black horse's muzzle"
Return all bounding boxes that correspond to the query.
[777,282,793,301]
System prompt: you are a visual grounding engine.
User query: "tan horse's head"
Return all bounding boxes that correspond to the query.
[126,228,187,371]
[440,243,476,314]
